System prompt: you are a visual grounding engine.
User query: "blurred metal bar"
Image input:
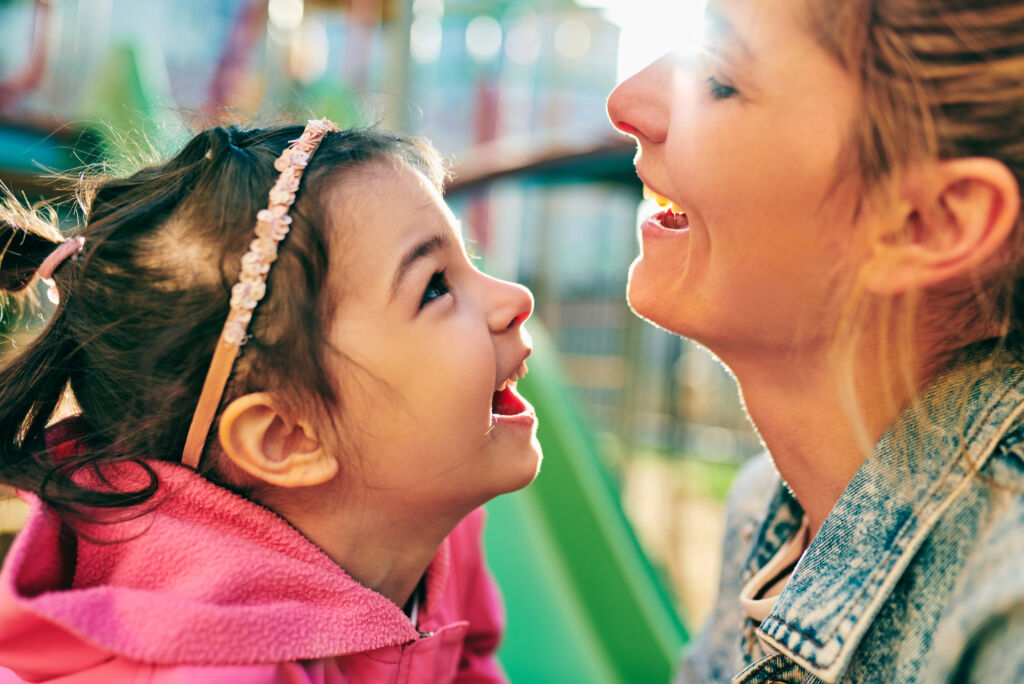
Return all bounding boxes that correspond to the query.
[205,0,269,118]
[0,0,54,112]
[447,133,639,196]
[385,0,412,131]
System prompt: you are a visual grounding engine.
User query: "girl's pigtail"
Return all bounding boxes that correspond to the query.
[0,218,61,292]
[0,214,78,497]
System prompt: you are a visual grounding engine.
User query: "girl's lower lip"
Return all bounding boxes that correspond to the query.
[490,392,537,428]
[491,410,536,428]
[640,215,691,241]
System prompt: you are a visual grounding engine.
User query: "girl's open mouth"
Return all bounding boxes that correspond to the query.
[492,384,527,416]
[490,359,534,425]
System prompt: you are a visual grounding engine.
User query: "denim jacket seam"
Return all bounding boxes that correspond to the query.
[824,382,1013,630]
[757,459,949,668]
[757,615,825,648]
[731,652,796,683]
[755,382,1024,677]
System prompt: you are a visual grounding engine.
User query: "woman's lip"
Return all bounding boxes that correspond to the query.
[640,214,691,241]
[636,173,675,207]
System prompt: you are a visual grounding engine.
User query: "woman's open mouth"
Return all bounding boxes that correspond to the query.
[644,186,689,231]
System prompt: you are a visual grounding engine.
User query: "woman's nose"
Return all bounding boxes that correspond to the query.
[486,277,534,334]
[606,56,673,145]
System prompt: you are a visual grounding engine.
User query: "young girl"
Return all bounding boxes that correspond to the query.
[608,0,1024,682]
[0,120,540,682]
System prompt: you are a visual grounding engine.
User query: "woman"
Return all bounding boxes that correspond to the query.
[607,0,1024,681]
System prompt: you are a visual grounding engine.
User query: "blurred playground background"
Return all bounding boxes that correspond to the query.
[0,0,761,680]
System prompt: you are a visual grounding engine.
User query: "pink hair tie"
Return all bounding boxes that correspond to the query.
[38,236,85,305]
[37,236,85,281]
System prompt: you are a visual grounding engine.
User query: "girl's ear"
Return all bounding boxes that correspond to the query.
[861,158,1020,295]
[218,393,337,487]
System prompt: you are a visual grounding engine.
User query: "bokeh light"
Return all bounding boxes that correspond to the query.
[554,19,591,60]
[504,21,541,65]
[465,15,502,62]
[580,0,707,79]
[268,0,304,33]
[411,15,443,63]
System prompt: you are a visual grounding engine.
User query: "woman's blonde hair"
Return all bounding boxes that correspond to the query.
[808,0,1024,457]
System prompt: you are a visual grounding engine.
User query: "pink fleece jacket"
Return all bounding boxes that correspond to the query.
[0,457,506,683]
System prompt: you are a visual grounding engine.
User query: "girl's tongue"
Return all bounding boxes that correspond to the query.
[492,385,526,416]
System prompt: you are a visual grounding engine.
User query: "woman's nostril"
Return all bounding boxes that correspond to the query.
[615,121,641,137]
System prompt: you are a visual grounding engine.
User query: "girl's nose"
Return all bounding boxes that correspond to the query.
[606,56,673,145]
[486,277,534,334]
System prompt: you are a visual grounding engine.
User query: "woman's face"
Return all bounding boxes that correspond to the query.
[607,0,871,358]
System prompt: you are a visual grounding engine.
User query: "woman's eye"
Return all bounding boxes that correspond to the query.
[707,76,738,100]
[420,271,451,308]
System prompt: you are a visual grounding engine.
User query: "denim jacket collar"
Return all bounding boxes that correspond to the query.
[738,341,1024,682]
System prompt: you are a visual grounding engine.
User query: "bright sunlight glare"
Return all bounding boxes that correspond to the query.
[578,0,707,81]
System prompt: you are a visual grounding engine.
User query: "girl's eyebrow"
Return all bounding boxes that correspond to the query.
[391,232,450,299]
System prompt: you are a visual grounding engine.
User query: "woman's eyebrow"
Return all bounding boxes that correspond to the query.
[391,233,450,299]
[704,5,754,62]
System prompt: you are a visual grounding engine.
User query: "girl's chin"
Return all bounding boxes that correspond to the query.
[502,442,543,492]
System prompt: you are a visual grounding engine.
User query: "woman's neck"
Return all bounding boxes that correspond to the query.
[725,343,922,539]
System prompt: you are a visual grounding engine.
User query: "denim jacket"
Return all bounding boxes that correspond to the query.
[678,342,1024,683]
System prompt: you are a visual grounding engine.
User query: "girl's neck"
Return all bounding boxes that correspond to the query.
[271,487,464,608]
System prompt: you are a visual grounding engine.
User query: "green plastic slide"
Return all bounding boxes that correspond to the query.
[485,322,688,682]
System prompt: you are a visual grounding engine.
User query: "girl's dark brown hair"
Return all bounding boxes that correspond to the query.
[0,124,443,517]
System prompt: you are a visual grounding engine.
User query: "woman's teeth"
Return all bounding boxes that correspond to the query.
[643,185,689,230]
[643,185,685,215]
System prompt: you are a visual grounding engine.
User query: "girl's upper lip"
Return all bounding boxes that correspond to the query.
[496,347,532,392]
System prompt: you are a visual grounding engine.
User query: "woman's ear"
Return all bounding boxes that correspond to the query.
[861,158,1020,295]
[218,393,338,487]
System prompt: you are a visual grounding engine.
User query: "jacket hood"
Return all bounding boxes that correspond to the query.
[0,448,436,677]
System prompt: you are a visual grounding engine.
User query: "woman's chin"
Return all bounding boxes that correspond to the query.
[626,264,689,335]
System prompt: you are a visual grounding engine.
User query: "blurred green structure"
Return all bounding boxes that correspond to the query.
[487,322,688,682]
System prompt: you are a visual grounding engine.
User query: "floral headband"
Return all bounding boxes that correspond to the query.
[181,118,340,469]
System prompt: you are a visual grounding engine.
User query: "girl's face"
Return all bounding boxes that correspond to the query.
[607,0,872,357]
[326,162,540,516]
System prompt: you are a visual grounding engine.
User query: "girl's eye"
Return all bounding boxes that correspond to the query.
[420,271,451,308]
[707,76,738,100]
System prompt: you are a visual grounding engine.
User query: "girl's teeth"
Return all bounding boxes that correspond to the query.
[497,361,529,393]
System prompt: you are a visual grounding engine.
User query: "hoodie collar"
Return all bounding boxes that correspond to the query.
[744,341,1024,681]
[0,457,450,669]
